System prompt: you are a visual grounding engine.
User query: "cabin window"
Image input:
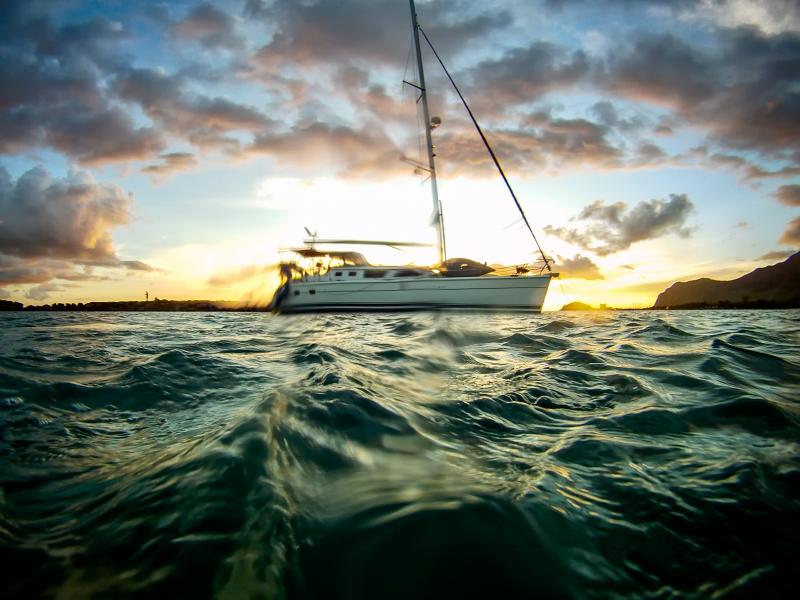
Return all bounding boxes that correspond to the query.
[364,270,386,278]
[394,269,422,277]
[348,271,357,277]
[293,290,300,296]
[334,272,342,276]
[309,289,316,295]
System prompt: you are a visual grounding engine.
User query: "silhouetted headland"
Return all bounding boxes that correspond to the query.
[653,251,800,309]
[561,301,596,311]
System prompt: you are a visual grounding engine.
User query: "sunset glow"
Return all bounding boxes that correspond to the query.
[1,0,797,309]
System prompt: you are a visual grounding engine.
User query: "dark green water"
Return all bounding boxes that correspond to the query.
[1,310,798,598]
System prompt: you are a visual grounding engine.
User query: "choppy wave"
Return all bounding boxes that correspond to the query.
[1,310,798,598]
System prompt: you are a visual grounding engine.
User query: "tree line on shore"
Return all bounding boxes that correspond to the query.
[0,299,265,311]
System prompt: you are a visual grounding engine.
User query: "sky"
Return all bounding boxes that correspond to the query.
[0,0,798,310]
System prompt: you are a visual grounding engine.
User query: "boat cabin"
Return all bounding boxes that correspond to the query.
[278,248,436,282]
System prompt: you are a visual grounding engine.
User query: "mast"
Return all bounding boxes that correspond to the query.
[409,0,446,264]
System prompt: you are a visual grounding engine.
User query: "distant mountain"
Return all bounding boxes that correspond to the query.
[654,252,800,308]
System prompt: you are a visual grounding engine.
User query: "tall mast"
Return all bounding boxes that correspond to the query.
[409,0,446,264]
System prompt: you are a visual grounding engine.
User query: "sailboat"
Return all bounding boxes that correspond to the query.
[270,0,558,313]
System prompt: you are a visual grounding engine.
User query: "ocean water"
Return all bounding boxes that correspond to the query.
[0,310,798,599]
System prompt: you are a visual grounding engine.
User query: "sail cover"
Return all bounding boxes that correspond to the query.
[438,257,495,277]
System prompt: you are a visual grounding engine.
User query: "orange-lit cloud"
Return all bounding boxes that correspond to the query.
[142,152,198,177]
[773,184,800,206]
[779,217,800,245]
[171,3,244,50]
[554,254,604,280]
[0,166,153,297]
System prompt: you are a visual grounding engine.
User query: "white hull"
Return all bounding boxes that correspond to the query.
[274,274,552,312]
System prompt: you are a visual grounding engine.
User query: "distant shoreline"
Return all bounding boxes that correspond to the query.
[2,299,798,312]
[0,299,266,312]
[561,299,799,311]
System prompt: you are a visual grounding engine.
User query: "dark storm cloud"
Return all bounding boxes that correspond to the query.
[250,0,511,70]
[773,184,800,206]
[172,3,243,50]
[780,217,800,245]
[0,166,131,261]
[544,193,694,255]
[554,254,604,279]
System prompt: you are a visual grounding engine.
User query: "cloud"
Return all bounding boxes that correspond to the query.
[756,249,796,260]
[0,3,167,165]
[119,260,159,272]
[172,3,243,50]
[433,111,630,176]
[554,254,604,279]
[207,263,276,287]
[466,24,799,177]
[779,217,800,245]
[604,33,716,109]
[590,101,646,132]
[45,106,165,165]
[142,152,198,176]
[545,0,799,36]
[0,166,131,260]
[695,149,800,180]
[464,42,590,112]
[545,193,694,255]
[678,0,800,36]
[25,282,64,301]
[0,254,152,286]
[773,184,800,206]
[0,2,260,165]
[250,0,511,71]
[603,29,800,160]
[249,121,403,175]
[0,258,58,285]
[115,67,271,153]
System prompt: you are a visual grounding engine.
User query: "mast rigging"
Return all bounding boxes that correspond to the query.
[409,2,551,272]
[409,0,446,264]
